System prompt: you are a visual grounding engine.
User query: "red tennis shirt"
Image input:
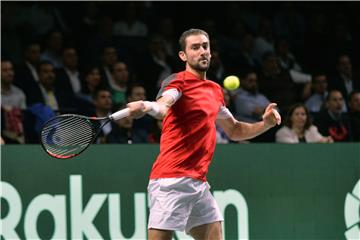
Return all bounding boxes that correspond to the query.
[149,71,225,181]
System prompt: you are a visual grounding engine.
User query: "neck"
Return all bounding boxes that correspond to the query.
[186,66,206,79]
[292,126,304,136]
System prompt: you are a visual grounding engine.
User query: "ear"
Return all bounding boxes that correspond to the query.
[178,51,187,62]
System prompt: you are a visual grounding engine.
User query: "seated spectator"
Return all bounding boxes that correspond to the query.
[25,60,72,112]
[92,88,113,144]
[329,54,360,103]
[106,107,149,144]
[55,47,81,96]
[274,38,312,100]
[276,103,333,143]
[15,41,41,91]
[305,73,329,115]
[40,29,64,69]
[313,89,353,142]
[137,34,174,100]
[1,59,26,144]
[233,70,270,123]
[77,65,105,104]
[126,83,155,142]
[109,62,129,109]
[348,91,360,141]
[100,45,118,87]
[257,52,298,114]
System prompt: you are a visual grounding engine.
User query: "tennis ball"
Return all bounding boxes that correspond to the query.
[223,75,240,90]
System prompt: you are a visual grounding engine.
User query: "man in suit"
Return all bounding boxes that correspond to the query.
[329,54,360,105]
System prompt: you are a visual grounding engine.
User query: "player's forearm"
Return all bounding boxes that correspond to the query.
[229,120,272,141]
[143,101,168,119]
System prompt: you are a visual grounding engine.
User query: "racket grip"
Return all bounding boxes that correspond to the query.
[110,108,130,121]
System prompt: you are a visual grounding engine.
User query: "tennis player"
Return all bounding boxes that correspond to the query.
[127,29,281,240]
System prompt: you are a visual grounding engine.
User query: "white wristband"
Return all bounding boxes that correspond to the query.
[143,101,160,117]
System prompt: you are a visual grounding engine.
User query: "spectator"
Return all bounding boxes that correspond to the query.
[109,62,129,109]
[329,54,360,103]
[239,32,257,69]
[138,34,174,100]
[77,65,105,106]
[100,45,118,87]
[276,103,333,143]
[1,59,26,144]
[106,106,149,144]
[233,70,270,123]
[92,88,113,144]
[126,83,155,143]
[348,91,360,141]
[15,41,41,91]
[25,60,74,116]
[314,89,353,142]
[40,29,64,69]
[55,47,81,95]
[305,73,329,115]
[257,52,297,114]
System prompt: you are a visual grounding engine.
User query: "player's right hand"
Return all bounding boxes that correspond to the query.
[127,101,147,119]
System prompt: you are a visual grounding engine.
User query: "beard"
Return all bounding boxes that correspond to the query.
[188,58,210,72]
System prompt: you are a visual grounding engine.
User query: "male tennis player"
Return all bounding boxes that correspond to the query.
[127,29,281,240]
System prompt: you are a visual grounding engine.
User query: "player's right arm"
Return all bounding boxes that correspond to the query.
[126,91,178,120]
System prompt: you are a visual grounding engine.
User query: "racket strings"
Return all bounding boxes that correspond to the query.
[41,116,95,157]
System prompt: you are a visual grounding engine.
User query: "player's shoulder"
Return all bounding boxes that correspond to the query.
[162,72,185,86]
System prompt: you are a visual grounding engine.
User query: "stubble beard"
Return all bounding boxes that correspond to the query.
[189,59,210,72]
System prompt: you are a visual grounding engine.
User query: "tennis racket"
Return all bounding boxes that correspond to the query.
[40,108,130,159]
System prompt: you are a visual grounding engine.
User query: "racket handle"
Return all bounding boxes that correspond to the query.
[110,108,130,121]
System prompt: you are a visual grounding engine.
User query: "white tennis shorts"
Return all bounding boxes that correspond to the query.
[147,177,224,234]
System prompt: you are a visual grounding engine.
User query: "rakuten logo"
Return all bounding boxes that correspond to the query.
[0,175,249,240]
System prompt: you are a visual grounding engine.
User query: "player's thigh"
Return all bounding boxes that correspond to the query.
[189,221,222,240]
[148,228,174,240]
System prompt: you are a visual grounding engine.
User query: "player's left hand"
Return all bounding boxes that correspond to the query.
[262,103,281,128]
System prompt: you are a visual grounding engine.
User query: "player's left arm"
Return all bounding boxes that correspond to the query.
[216,103,281,141]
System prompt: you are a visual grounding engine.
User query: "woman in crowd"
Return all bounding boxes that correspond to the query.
[276,103,333,143]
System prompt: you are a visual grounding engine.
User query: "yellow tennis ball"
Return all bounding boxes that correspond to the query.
[223,75,240,90]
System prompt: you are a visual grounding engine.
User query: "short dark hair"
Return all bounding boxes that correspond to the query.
[126,82,145,98]
[284,103,312,130]
[178,28,209,51]
[37,60,53,72]
[92,87,111,100]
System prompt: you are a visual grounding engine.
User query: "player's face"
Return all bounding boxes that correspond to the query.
[291,106,307,129]
[181,34,211,72]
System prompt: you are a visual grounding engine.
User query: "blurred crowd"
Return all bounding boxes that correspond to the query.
[1,2,360,144]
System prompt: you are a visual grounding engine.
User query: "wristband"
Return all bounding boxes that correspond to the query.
[143,101,160,117]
